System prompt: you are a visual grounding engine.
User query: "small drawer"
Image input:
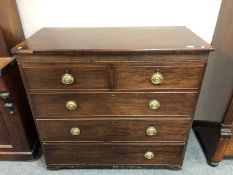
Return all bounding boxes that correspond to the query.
[37,118,191,142]
[44,143,185,167]
[21,63,111,90]
[30,92,197,117]
[114,65,205,90]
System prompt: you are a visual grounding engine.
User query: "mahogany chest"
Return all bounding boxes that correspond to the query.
[12,27,213,169]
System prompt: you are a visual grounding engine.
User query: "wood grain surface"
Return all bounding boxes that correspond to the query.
[37,118,191,142]
[11,27,213,54]
[44,143,185,166]
[30,92,197,117]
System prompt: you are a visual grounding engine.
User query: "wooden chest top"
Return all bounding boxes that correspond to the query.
[11,27,213,55]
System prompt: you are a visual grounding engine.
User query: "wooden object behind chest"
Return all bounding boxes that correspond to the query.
[193,0,233,166]
[12,27,213,169]
[0,57,39,160]
[0,0,39,160]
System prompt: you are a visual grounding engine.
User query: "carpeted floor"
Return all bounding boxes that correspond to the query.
[0,131,232,175]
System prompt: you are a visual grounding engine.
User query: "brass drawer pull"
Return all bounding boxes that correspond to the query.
[66,101,78,110]
[144,151,154,160]
[70,127,80,135]
[61,73,75,85]
[149,100,160,110]
[151,72,164,85]
[146,127,157,136]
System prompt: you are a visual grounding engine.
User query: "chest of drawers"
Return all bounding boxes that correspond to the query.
[12,27,213,170]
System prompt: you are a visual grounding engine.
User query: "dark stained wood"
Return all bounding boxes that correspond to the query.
[13,27,212,169]
[19,63,205,91]
[22,64,111,90]
[193,92,233,165]
[0,58,39,160]
[11,27,213,54]
[0,110,12,147]
[44,143,185,167]
[0,58,13,150]
[30,92,197,117]
[192,121,221,165]
[37,118,191,142]
[17,53,209,63]
[193,0,233,166]
[223,92,233,125]
[0,0,25,51]
[216,91,233,158]
[225,126,233,156]
[114,65,205,90]
[224,98,233,155]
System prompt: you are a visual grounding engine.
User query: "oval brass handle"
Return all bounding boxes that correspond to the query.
[70,127,80,135]
[151,72,164,85]
[61,73,75,85]
[66,101,78,110]
[144,151,154,160]
[146,127,157,136]
[149,100,160,110]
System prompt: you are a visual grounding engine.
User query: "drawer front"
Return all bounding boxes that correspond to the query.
[31,92,197,117]
[37,119,191,142]
[44,143,185,166]
[114,65,205,90]
[21,64,111,90]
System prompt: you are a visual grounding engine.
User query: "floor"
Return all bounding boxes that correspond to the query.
[0,131,233,175]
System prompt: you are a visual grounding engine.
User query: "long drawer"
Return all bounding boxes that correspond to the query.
[44,143,185,166]
[30,92,197,117]
[114,65,205,90]
[37,118,191,142]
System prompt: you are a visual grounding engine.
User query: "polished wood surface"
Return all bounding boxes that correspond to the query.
[13,27,212,169]
[193,0,233,166]
[44,143,185,168]
[37,118,191,142]
[31,92,197,117]
[20,63,205,91]
[115,65,205,90]
[16,53,209,62]
[22,64,111,90]
[11,27,213,54]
